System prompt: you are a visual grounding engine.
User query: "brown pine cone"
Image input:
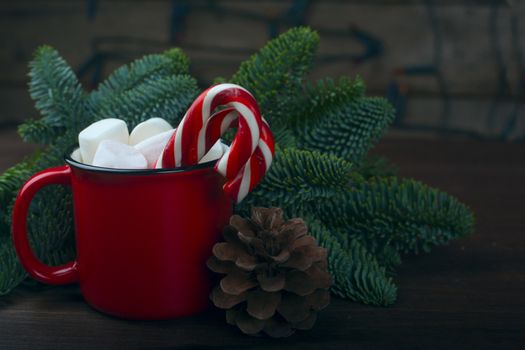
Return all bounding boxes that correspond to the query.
[207,207,332,338]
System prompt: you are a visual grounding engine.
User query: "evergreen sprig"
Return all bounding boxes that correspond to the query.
[292,77,365,127]
[0,27,475,305]
[91,75,198,129]
[0,158,39,238]
[88,48,195,129]
[296,97,396,162]
[240,147,353,210]
[0,240,26,295]
[27,45,86,134]
[231,27,319,127]
[307,219,397,306]
[320,177,475,254]
[18,118,64,145]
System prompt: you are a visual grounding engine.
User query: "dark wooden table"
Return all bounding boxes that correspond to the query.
[1,129,524,349]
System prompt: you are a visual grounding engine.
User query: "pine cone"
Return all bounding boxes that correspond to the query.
[207,207,332,337]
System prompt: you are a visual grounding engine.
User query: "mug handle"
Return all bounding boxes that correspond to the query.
[12,165,79,285]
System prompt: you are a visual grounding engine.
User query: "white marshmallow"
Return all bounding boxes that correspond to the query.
[70,148,83,163]
[92,140,148,169]
[134,130,174,168]
[79,118,129,164]
[129,118,172,146]
[199,141,225,164]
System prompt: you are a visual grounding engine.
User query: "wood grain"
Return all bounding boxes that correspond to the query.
[1,1,522,94]
[0,132,524,349]
[1,0,524,138]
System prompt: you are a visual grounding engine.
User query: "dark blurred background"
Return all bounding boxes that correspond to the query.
[1,0,524,141]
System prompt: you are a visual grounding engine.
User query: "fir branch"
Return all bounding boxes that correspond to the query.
[92,48,190,96]
[231,27,319,126]
[91,75,198,129]
[292,77,365,128]
[26,186,75,265]
[37,130,82,168]
[369,244,402,275]
[0,239,26,295]
[18,119,65,145]
[0,186,75,295]
[0,157,41,245]
[241,147,353,210]
[272,124,297,148]
[296,96,395,163]
[88,48,191,119]
[306,218,397,306]
[0,160,36,211]
[0,132,77,296]
[28,45,86,135]
[321,177,475,254]
[163,48,191,75]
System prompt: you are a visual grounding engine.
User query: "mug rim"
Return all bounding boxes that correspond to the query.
[64,145,218,175]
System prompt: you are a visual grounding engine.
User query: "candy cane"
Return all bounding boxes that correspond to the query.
[159,84,262,180]
[204,108,274,202]
[157,84,273,203]
[222,120,274,203]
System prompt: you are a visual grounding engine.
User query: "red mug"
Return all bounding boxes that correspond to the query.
[12,153,232,320]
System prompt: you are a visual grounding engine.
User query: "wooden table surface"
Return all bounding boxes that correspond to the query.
[1,129,524,350]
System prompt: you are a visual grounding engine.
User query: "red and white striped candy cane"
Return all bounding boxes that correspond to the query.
[157,83,274,202]
[222,120,274,202]
[204,107,274,202]
[158,84,262,182]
